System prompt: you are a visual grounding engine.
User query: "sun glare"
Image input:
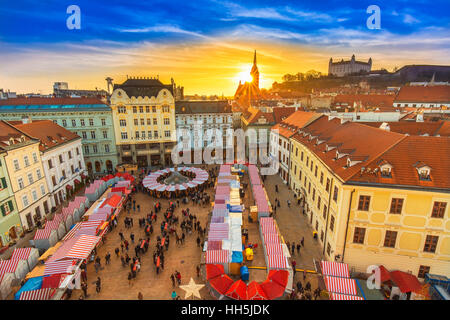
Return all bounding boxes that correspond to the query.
[236,66,253,84]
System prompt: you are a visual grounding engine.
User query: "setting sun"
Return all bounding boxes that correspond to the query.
[236,67,253,84]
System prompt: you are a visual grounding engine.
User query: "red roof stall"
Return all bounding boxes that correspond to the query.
[225,280,247,300]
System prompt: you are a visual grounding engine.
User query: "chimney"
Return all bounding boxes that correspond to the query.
[21,116,32,124]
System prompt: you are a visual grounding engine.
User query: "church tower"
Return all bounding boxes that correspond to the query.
[250,50,259,89]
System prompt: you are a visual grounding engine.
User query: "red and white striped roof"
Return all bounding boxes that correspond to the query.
[61,223,82,242]
[208,223,229,241]
[88,213,108,221]
[44,218,62,231]
[19,288,55,300]
[261,223,276,234]
[47,235,100,262]
[330,292,364,300]
[205,250,230,264]
[44,260,77,276]
[33,228,55,240]
[11,248,32,260]
[263,233,280,244]
[267,255,288,269]
[0,259,21,274]
[265,243,283,256]
[324,276,358,296]
[321,260,350,278]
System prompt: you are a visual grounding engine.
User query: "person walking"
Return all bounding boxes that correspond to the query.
[115,247,120,257]
[292,260,297,278]
[128,272,133,286]
[138,292,143,300]
[95,277,101,293]
[105,252,111,265]
[313,288,321,300]
[130,233,135,244]
[124,240,129,251]
[303,270,307,281]
[170,274,176,287]
[296,243,301,255]
[301,237,304,247]
[119,232,124,241]
[196,236,201,247]
[175,271,181,286]
[291,242,295,255]
[81,282,89,298]
[196,265,200,278]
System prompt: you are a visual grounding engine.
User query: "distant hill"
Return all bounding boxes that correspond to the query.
[393,65,450,82]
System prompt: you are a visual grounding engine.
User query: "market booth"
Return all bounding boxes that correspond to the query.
[0,259,29,283]
[10,247,39,271]
[31,228,58,251]
[0,273,14,300]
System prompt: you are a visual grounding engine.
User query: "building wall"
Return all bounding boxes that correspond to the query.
[269,130,290,183]
[0,111,118,174]
[110,88,177,167]
[0,153,21,247]
[41,138,85,208]
[288,136,450,278]
[394,102,450,109]
[3,142,50,229]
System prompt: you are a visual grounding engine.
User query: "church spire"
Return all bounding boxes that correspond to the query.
[253,50,257,66]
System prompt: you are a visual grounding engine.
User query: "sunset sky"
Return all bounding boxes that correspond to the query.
[0,0,449,95]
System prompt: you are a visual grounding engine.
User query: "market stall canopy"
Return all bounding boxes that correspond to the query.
[19,288,55,300]
[209,273,234,295]
[324,275,358,296]
[389,270,423,294]
[225,280,247,300]
[247,281,268,300]
[206,264,225,280]
[321,260,350,278]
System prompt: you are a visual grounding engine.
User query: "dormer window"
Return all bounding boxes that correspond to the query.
[380,163,393,178]
[415,163,431,181]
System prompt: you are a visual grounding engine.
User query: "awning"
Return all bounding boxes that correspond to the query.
[225,280,247,300]
[324,275,357,296]
[19,288,55,300]
[330,292,364,300]
[321,261,350,278]
[33,228,54,240]
[205,250,229,264]
[267,255,288,269]
[44,260,77,276]
[389,270,423,294]
[0,259,21,274]
[11,248,33,260]
[265,244,283,256]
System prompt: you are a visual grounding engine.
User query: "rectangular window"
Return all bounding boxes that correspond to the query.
[84,145,89,154]
[71,165,74,174]
[89,119,94,126]
[52,175,57,186]
[330,215,335,231]
[315,166,318,177]
[164,118,170,125]
[301,152,304,161]
[140,118,145,125]
[139,106,143,113]
[163,105,169,113]
[390,198,404,214]
[333,186,338,202]
[148,131,152,139]
[105,144,110,153]
[323,205,327,219]
[154,131,158,138]
[317,196,321,210]
[353,227,366,244]
[76,147,80,155]
[62,120,67,127]
[135,131,140,139]
[24,156,30,167]
[120,120,127,127]
[147,118,151,125]
[141,131,145,139]
[146,106,150,113]
[101,119,106,126]
[40,184,46,196]
[93,145,98,153]
[22,195,29,207]
[153,118,157,125]
[90,131,96,139]
[424,235,438,253]
[384,230,398,248]
[32,152,38,163]
[81,119,85,126]
[152,106,156,113]
[431,202,447,218]
[103,131,108,139]
[121,132,128,140]
[133,106,137,113]
[72,119,76,127]
[358,195,370,211]
[27,172,34,184]
[320,172,324,184]
[418,266,430,279]
[327,243,331,256]
[32,189,38,201]
[14,159,20,171]
[59,155,64,164]
[82,132,87,139]
[36,169,42,180]
[18,178,24,189]
[165,131,171,138]
[62,170,66,178]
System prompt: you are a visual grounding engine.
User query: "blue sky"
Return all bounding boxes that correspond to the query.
[0,0,449,94]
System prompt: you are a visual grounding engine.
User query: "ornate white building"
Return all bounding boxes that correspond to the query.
[328,55,372,77]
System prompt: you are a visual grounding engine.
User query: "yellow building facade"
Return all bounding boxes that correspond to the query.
[110,77,177,167]
[0,122,50,230]
[287,116,450,278]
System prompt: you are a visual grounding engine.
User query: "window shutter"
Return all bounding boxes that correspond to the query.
[0,204,5,216]
[1,177,7,189]
[8,200,13,212]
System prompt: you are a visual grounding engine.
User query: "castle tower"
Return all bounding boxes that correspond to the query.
[250,50,259,89]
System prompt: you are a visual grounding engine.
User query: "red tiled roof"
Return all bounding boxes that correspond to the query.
[292,116,406,182]
[360,121,450,136]
[272,111,321,138]
[394,85,450,103]
[11,120,80,152]
[0,120,34,149]
[272,107,296,123]
[350,135,450,190]
[0,97,105,106]
[333,94,395,107]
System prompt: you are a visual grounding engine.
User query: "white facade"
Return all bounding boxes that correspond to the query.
[269,130,291,184]
[41,138,86,208]
[176,113,233,150]
[328,55,372,77]
[327,112,402,122]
